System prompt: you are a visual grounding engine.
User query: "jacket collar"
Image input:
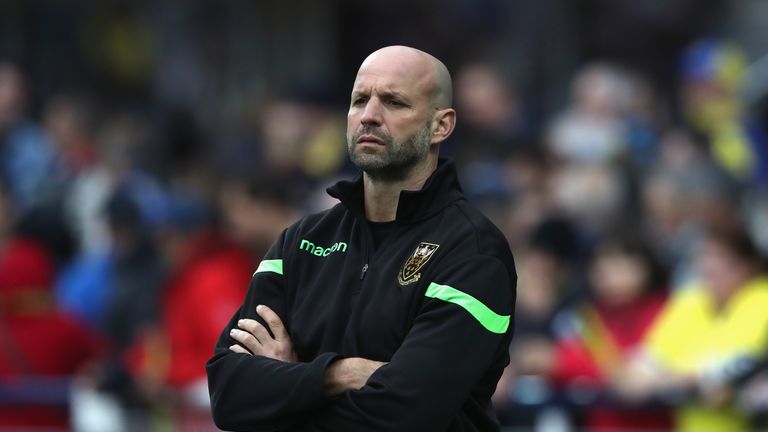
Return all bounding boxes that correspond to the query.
[326,158,465,224]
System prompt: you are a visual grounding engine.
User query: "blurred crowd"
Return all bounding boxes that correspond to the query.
[1,1,768,431]
[477,38,768,432]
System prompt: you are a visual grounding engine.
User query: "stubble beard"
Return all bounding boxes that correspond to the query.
[347,122,433,182]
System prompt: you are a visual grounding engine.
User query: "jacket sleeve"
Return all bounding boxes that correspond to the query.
[206,229,339,432]
[302,254,516,432]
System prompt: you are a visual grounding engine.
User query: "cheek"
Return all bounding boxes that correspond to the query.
[391,118,424,141]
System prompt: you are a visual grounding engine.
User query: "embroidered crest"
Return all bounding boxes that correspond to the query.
[398,242,440,286]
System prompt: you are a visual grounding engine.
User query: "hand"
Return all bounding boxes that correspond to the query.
[325,357,387,396]
[229,305,297,362]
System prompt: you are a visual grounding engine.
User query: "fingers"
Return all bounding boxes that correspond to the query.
[256,304,289,341]
[228,306,296,362]
[229,326,261,354]
[229,344,251,355]
[237,318,272,345]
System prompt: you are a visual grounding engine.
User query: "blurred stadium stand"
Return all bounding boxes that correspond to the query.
[1,1,768,431]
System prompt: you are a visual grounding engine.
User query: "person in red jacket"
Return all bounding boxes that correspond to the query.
[127,195,253,427]
[0,183,104,429]
[550,234,672,430]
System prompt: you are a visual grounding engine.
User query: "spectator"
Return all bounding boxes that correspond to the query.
[681,38,768,192]
[452,61,530,165]
[126,191,252,423]
[0,182,104,429]
[0,62,57,211]
[494,217,579,428]
[641,129,739,286]
[218,172,301,258]
[550,234,671,430]
[548,63,632,166]
[258,95,347,180]
[100,190,166,350]
[546,63,635,233]
[57,180,168,334]
[618,226,768,431]
[60,188,168,432]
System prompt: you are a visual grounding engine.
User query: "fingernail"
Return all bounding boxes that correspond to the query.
[238,319,244,326]
[230,329,236,335]
[256,305,263,312]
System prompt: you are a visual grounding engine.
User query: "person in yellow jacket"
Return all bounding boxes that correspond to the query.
[615,226,768,431]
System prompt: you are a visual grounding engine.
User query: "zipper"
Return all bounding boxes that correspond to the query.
[358,216,398,281]
[359,217,372,281]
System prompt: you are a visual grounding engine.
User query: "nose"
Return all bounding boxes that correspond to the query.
[359,98,383,126]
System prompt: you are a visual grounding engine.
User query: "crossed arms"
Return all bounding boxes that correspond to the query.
[229,304,386,397]
[206,246,514,432]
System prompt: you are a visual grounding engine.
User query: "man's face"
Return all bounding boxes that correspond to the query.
[346,55,436,180]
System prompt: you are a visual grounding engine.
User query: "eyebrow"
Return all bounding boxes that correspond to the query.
[351,89,411,102]
[380,90,408,100]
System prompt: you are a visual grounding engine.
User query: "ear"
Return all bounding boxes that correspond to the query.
[430,108,456,144]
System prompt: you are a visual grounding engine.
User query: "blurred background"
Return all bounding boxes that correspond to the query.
[1,0,768,431]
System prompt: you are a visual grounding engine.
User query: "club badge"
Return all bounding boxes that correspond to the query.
[398,242,440,286]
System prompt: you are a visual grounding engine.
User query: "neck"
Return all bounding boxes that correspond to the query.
[712,271,754,310]
[363,158,437,222]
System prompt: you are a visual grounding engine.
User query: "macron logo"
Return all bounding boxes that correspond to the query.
[299,239,348,257]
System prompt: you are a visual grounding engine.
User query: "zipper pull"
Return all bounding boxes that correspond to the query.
[360,263,369,280]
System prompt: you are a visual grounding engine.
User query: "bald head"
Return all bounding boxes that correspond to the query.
[347,45,457,179]
[357,46,453,109]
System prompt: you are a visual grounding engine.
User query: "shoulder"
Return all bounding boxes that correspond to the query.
[447,200,514,266]
[741,276,768,297]
[280,203,349,241]
[425,201,516,296]
[273,203,353,254]
[292,203,348,232]
[730,275,768,313]
[656,283,709,320]
[648,283,709,339]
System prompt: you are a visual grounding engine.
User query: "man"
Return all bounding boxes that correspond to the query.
[207,45,516,431]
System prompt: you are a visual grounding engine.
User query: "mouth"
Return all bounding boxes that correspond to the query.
[357,134,385,146]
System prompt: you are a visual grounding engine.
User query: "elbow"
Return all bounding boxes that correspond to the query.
[209,388,238,431]
[210,405,240,431]
[211,407,282,432]
[210,409,231,431]
[208,378,278,432]
[207,363,249,431]
[209,393,263,432]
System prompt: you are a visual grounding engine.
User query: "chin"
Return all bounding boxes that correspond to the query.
[351,152,386,169]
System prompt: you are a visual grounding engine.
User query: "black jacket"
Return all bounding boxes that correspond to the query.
[207,159,517,431]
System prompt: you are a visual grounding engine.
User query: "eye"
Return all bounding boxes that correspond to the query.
[387,99,407,107]
[351,96,367,106]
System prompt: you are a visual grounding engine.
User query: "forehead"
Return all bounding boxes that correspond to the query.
[351,54,434,98]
